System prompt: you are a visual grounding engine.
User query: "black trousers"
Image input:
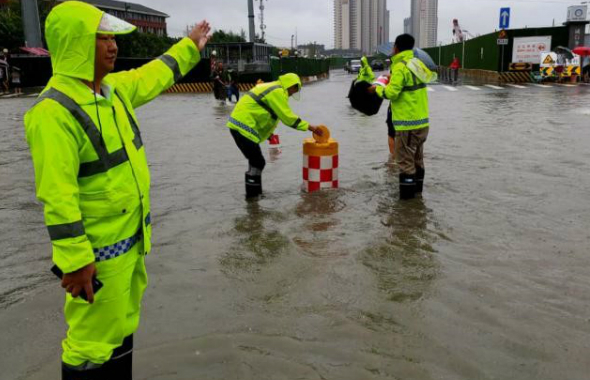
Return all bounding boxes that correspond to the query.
[230,129,266,171]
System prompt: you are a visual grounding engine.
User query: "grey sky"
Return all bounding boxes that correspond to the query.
[137,0,577,47]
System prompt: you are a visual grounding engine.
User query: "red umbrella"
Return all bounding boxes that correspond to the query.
[572,46,590,57]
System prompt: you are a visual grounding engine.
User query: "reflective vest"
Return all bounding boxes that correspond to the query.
[376,50,430,131]
[227,79,309,144]
[25,37,201,274]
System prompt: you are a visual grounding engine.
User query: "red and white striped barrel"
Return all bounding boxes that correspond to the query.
[302,126,339,193]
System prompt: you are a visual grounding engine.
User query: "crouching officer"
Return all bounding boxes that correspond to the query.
[369,34,433,200]
[227,73,322,198]
[23,2,211,378]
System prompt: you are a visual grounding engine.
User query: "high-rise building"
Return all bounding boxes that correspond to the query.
[410,0,438,48]
[334,0,389,54]
[404,17,412,35]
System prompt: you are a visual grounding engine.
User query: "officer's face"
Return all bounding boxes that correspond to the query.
[287,85,299,97]
[95,34,118,76]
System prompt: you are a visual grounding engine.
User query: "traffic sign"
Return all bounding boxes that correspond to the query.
[497,39,509,45]
[540,52,557,67]
[509,62,532,71]
[499,7,511,29]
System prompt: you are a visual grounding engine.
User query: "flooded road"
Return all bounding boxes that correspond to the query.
[1,72,590,380]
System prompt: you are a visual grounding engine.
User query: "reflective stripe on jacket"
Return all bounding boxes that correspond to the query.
[24,1,201,273]
[227,79,309,144]
[376,50,430,131]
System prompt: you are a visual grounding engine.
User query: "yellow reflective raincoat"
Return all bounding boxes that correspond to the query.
[376,50,431,131]
[227,73,310,143]
[24,1,201,367]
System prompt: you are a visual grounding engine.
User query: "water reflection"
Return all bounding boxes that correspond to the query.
[292,190,347,257]
[219,201,290,275]
[267,146,282,163]
[360,198,439,303]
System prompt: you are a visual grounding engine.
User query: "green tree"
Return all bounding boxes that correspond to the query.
[116,33,179,58]
[0,0,60,52]
[209,30,246,44]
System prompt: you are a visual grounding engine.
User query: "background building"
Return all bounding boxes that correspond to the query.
[409,0,438,48]
[58,0,169,36]
[404,17,412,35]
[334,0,389,55]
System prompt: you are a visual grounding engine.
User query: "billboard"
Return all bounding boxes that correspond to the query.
[512,36,552,64]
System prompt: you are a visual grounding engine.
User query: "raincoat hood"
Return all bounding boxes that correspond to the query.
[45,1,136,82]
[278,73,302,91]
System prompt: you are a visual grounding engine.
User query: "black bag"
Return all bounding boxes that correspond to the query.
[347,79,383,116]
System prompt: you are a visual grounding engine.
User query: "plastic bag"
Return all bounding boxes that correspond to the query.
[347,56,383,116]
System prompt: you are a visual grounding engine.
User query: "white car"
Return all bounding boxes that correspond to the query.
[349,59,362,73]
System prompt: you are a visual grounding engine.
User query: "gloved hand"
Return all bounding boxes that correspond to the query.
[357,56,376,84]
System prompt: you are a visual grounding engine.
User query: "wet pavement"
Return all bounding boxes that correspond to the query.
[1,71,590,380]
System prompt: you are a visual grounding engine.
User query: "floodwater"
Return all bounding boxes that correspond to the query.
[1,72,590,380]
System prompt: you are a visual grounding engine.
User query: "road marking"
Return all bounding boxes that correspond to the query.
[506,84,526,89]
[558,84,577,87]
[427,87,435,92]
[530,83,552,88]
[442,86,458,92]
[484,84,504,90]
[465,85,481,91]
[26,93,40,97]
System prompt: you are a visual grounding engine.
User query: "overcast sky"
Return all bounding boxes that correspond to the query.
[137,0,579,47]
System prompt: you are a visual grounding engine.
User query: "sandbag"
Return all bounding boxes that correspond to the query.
[348,79,383,116]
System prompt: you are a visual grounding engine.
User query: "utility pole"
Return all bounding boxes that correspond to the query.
[247,0,256,42]
[258,0,267,42]
[20,0,43,48]
[291,35,294,50]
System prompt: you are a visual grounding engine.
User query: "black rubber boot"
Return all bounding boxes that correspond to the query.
[415,167,425,194]
[62,335,133,380]
[245,173,262,198]
[102,335,133,380]
[399,173,416,200]
[62,363,103,380]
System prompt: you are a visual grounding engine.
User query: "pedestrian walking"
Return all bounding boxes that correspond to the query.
[369,34,434,200]
[449,57,460,84]
[23,2,211,379]
[1,49,10,94]
[227,73,323,198]
[226,68,240,102]
[212,61,226,102]
[11,66,22,95]
[0,64,8,94]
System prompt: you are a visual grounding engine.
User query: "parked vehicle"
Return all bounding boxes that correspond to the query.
[349,59,362,73]
[371,59,385,71]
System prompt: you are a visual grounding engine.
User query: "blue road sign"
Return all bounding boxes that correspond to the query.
[499,7,511,29]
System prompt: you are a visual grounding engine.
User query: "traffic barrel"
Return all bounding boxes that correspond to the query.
[302,125,339,193]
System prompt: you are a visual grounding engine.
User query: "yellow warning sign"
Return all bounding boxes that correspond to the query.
[540,52,558,67]
[542,55,555,65]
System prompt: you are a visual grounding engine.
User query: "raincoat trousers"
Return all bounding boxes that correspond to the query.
[24,1,201,373]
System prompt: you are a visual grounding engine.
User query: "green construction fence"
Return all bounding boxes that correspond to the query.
[424,26,569,71]
[270,57,331,80]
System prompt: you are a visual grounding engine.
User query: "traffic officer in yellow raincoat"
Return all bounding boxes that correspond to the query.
[24,2,211,378]
[369,34,435,200]
[227,73,322,198]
